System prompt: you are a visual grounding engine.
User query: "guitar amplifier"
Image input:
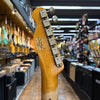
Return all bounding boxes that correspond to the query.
[0,70,6,75]
[70,63,78,82]
[75,65,83,88]
[92,68,100,100]
[23,59,35,78]
[63,58,78,76]
[2,64,16,74]
[81,66,93,98]
[15,70,28,85]
[6,73,15,84]
[0,74,6,100]
[5,78,17,100]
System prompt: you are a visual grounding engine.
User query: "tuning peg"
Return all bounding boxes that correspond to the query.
[52,26,61,30]
[52,15,58,23]
[47,7,55,14]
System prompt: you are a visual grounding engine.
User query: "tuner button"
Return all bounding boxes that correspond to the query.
[49,37,56,46]
[52,15,58,23]
[45,28,53,36]
[52,47,59,55]
[49,7,55,14]
[43,19,50,27]
[55,56,62,67]
[40,10,47,18]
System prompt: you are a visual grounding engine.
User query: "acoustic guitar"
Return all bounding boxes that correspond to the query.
[32,7,64,100]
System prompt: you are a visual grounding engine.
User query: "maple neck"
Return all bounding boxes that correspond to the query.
[32,7,64,100]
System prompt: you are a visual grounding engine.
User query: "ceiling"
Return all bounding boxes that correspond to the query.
[29,0,100,41]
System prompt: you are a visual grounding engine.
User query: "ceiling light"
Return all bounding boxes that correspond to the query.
[54,33,76,36]
[53,30,64,32]
[38,6,100,10]
[49,18,98,21]
[26,26,28,29]
[12,9,17,14]
[69,30,100,32]
[52,25,76,28]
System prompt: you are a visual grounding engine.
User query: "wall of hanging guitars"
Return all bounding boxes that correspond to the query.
[75,14,90,65]
[0,15,34,61]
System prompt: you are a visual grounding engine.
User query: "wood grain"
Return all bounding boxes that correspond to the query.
[18,68,80,100]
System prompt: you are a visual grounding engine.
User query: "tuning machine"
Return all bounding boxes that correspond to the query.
[46,7,55,15]
[52,15,58,23]
[52,26,60,30]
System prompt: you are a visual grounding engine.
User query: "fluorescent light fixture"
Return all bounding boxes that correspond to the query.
[49,18,98,21]
[52,25,76,28]
[53,30,64,32]
[54,33,76,36]
[69,30,79,32]
[38,6,100,10]
[69,30,100,32]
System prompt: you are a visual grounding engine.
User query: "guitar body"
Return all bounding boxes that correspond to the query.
[12,32,15,53]
[8,29,12,45]
[32,7,64,100]
[2,26,8,45]
[0,27,2,44]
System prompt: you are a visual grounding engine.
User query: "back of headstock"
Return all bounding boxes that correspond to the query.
[32,7,64,100]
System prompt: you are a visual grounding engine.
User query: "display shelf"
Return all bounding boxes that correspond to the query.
[11,0,35,33]
[0,55,28,64]
[1,0,34,37]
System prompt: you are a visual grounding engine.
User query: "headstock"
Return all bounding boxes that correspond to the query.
[32,7,63,68]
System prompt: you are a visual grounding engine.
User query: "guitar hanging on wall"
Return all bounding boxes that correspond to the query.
[2,16,8,45]
[32,7,64,100]
[8,20,13,51]
[0,26,2,44]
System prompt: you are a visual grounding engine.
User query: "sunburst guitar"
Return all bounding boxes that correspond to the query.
[32,7,64,100]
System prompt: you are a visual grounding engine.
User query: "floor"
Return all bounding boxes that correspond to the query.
[18,68,80,100]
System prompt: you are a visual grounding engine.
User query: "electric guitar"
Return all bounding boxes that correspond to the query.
[90,41,99,65]
[8,29,12,44]
[17,27,19,46]
[13,24,17,46]
[2,26,8,45]
[0,27,2,44]
[8,21,13,45]
[2,16,8,45]
[27,37,30,49]
[32,7,64,100]
[22,30,24,47]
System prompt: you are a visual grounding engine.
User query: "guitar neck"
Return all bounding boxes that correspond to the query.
[32,7,64,100]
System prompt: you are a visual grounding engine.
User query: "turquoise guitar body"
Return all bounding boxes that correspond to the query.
[2,26,8,45]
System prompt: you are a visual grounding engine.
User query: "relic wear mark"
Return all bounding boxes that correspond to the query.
[35,37,44,51]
